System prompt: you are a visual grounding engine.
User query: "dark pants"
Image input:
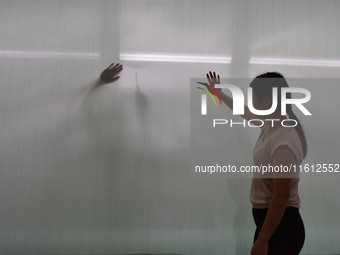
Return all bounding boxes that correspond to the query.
[252,206,305,255]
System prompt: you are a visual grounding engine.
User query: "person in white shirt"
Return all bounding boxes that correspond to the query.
[206,71,306,255]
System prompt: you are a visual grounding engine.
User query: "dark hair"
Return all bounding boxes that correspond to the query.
[249,72,307,158]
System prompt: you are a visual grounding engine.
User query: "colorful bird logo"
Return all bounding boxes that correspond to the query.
[196,82,222,106]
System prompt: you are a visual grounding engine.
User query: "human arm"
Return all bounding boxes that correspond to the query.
[206,71,258,121]
[251,145,296,255]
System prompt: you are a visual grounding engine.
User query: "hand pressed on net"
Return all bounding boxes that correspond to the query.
[100,63,123,84]
[206,71,222,94]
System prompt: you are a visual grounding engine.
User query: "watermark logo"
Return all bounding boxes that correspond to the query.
[197,83,312,116]
[196,82,223,115]
[196,82,312,128]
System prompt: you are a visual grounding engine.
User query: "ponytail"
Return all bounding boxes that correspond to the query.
[287,107,308,158]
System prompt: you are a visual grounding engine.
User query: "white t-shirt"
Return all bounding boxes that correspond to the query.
[250,122,304,208]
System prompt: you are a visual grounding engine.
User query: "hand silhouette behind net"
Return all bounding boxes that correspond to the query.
[100,63,123,84]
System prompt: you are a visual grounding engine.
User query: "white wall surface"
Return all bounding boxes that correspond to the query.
[0,0,339,254]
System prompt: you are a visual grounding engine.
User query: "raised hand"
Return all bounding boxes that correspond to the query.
[100,63,123,84]
[206,71,222,94]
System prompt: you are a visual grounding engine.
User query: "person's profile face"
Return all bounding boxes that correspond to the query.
[252,92,273,118]
[252,92,262,110]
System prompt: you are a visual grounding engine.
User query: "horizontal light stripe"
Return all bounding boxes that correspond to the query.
[120,53,231,63]
[0,50,100,59]
[249,57,340,67]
